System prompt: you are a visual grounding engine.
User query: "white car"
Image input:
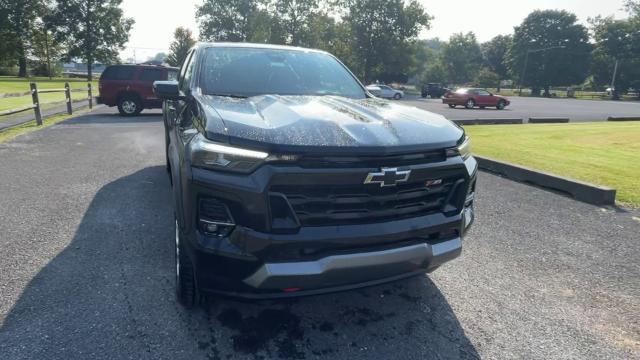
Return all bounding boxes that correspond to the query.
[366,84,404,100]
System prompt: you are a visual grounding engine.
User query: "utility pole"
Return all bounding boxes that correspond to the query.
[610,59,619,100]
[518,51,530,96]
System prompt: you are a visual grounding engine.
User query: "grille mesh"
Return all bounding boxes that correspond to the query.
[271,178,460,226]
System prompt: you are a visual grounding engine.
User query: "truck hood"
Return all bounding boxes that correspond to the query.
[199,95,463,155]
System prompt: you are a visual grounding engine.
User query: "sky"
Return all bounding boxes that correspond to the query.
[119,0,630,62]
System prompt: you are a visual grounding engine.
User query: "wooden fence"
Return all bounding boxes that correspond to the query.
[0,82,93,128]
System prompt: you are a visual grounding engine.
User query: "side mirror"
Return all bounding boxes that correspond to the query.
[153,80,182,100]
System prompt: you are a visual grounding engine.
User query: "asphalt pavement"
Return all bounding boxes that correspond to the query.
[401,96,640,122]
[0,107,638,359]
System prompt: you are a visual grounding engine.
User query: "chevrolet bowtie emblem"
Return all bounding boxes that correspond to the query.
[364,168,411,187]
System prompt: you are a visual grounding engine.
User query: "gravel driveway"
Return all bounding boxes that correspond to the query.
[0,108,638,359]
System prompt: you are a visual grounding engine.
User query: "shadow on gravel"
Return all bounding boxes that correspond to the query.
[0,166,478,359]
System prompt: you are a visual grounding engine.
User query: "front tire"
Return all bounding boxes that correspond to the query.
[117,96,142,116]
[393,93,402,100]
[175,219,199,308]
[497,100,506,110]
[465,99,475,109]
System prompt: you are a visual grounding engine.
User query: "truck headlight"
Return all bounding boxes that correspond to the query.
[446,137,471,160]
[190,134,269,173]
[190,134,298,173]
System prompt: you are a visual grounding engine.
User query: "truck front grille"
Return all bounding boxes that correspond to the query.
[270,177,463,227]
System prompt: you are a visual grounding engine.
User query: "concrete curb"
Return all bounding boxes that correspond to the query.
[528,117,570,123]
[452,118,523,126]
[607,116,640,121]
[475,156,616,206]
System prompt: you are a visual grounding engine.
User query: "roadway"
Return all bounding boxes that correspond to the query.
[401,95,640,121]
[0,108,638,359]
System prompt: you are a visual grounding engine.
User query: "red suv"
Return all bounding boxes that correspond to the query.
[97,64,178,116]
[442,88,510,110]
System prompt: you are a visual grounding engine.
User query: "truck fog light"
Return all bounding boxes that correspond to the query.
[205,223,219,233]
[200,220,235,237]
[199,197,235,237]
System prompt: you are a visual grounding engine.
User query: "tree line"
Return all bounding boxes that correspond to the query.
[186,0,430,84]
[0,0,133,80]
[415,2,640,98]
[2,0,640,97]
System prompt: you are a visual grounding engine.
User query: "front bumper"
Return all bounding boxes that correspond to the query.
[181,156,477,298]
[244,237,461,290]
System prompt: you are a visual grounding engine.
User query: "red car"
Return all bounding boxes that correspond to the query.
[97,64,179,116]
[442,88,510,110]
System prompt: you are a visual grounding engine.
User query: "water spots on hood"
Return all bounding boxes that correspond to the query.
[200,94,463,150]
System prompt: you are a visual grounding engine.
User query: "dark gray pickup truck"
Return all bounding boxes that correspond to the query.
[153,43,477,307]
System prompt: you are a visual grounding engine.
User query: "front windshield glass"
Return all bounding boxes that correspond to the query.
[199,47,366,99]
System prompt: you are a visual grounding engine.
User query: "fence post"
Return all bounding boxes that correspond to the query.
[30,83,43,126]
[64,82,72,115]
[87,83,93,109]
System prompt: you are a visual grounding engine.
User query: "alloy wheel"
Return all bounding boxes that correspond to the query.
[122,100,137,114]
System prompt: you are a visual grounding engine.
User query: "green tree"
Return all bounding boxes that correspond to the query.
[508,10,591,96]
[625,0,640,15]
[304,12,337,49]
[271,0,319,46]
[442,32,483,85]
[247,8,280,43]
[197,0,263,42]
[48,0,133,80]
[409,40,439,82]
[28,21,65,78]
[166,27,196,67]
[0,4,16,68]
[591,14,640,98]
[474,68,500,88]
[481,34,511,80]
[0,0,47,77]
[421,59,447,84]
[151,52,167,62]
[343,0,431,83]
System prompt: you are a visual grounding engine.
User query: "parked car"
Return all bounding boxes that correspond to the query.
[421,83,448,98]
[97,64,179,116]
[366,84,404,99]
[154,43,477,307]
[443,88,510,110]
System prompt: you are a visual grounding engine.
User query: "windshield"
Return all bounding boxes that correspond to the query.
[199,47,366,99]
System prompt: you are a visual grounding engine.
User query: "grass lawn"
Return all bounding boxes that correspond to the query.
[465,122,640,207]
[0,76,99,113]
